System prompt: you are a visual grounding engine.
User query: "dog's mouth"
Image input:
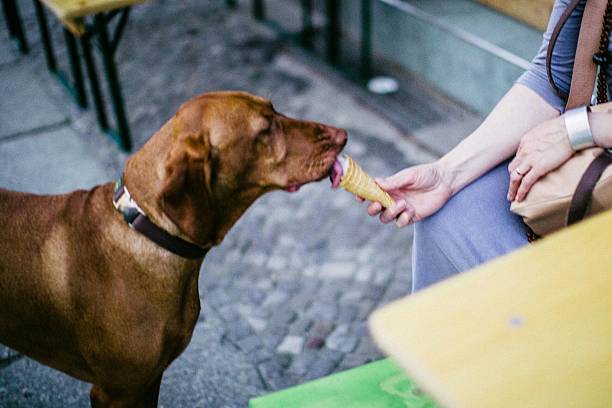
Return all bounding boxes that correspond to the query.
[283,152,344,193]
[284,183,303,193]
[329,158,344,189]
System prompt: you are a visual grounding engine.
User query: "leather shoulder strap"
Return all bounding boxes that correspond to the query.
[566,149,612,225]
[546,0,584,100]
[546,0,607,108]
[567,0,608,108]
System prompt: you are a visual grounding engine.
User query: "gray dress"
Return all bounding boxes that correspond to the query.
[411,0,603,291]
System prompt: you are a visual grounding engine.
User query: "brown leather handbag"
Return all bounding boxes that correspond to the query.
[510,0,612,236]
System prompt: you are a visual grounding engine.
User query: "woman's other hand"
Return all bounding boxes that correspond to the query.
[507,116,573,202]
[361,162,453,228]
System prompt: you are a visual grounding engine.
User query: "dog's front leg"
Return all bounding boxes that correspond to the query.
[90,375,162,408]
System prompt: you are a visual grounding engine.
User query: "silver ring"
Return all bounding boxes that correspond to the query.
[515,167,524,176]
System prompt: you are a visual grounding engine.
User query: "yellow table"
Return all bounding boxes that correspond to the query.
[370,210,612,407]
[39,0,147,35]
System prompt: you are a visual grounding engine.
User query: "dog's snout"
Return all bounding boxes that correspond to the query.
[330,128,348,146]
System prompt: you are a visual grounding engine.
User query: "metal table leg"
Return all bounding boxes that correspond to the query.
[2,0,29,53]
[326,0,340,65]
[360,0,372,79]
[253,0,265,20]
[34,0,88,108]
[301,0,314,50]
[80,33,109,132]
[64,28,87,108]
[93,13,132,151]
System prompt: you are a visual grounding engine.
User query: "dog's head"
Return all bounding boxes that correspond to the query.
[155,91,347,246]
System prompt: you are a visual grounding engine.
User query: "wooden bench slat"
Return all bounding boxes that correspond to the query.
[476,0,555,31]
[39,0,147,35]
[249,359,439,408]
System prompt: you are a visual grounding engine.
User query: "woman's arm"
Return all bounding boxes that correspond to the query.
[439,83,559,195]
[365,84,559,227]
[427,0,578,195]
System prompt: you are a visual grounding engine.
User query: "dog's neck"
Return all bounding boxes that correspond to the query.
[122,121,261,251]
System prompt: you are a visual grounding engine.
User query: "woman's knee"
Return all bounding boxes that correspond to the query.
[411,207,462,291]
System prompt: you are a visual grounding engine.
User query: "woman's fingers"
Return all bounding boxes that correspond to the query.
[367,201,383,216]
[376,169,415,191]
[395,206,415,228]
[507,163,532,201]
[515,169,542,202]
[379,200,407,224]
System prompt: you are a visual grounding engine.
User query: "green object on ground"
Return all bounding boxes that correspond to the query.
[249,359,439,408]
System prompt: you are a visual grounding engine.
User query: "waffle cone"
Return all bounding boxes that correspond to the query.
[340,156,395,208]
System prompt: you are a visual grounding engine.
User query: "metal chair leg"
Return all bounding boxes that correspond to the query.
[33,0,58,71]
[253,0,265,20]
[64,28,87,108]
[34,0,88,108]
[360,0,372,79]
[3,0,29,53]
[80,34,110,132]
[301,0,314,50]
[94,14,131,151]
[326,0,340,65]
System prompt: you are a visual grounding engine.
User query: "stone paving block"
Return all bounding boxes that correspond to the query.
[337,304,359,323]
[246,316,268,332]
[303,349,343,381]
[306,301,338,321]
[320,262,355,279]
[357,299,377,320]
[0,64,67,139]
[339,290,363,304]
[337,353,376,372]
[354,336,380,357]
[363,284,387,301]
[288,351,318,376]
[288,319,312,338]
[262,330,286,350]
[237,335,265,354]
[261,290,289,308]
[287,293,312,312]
[266,254,287,271]
[226,319,254,343]
[276,335,304,355]
[257,359,283,384]
[275,280,300,294]
[269,309,297,326]
[355,265,374,283]
[243,250,268,267]
[326,324,358,353]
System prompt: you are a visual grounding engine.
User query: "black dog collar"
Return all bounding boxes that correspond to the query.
[112,179,208,259]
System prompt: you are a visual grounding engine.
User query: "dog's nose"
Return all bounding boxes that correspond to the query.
[331,128,348,146]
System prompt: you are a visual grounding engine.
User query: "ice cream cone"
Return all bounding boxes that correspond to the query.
[339,155,395,208]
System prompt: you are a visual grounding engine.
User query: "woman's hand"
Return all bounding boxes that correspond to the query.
[361,162,453,228]
[507,116,573,202]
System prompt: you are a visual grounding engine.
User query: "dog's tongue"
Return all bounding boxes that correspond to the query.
[329,159,344,189]
[285,185,301,193]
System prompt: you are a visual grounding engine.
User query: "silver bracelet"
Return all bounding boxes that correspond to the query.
[564,106,595,151]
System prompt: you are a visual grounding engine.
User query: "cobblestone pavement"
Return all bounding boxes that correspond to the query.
[0,1,468,406]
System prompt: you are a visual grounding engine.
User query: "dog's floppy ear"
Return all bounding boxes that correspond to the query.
[157,127,217,246]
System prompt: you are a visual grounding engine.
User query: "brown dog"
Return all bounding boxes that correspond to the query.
[0,91,347,407]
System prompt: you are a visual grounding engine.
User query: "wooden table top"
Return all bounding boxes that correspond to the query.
[370,210,612,407]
